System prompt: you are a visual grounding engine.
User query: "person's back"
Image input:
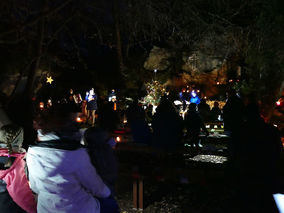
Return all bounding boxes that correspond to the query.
[126,100,151,144]
[152,99,183,150]
[27,103,111,213]
[223,90,244,134]
[211,102,222,121]
[198,99,211,122]
[184,103,209,147]
[84,127,118,193]
[0,124,37,213]
[238,103,282,212]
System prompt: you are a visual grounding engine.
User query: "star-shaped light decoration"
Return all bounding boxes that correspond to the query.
[46,76,54,84]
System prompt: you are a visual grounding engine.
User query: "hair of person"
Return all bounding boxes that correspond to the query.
[33,102,76,134]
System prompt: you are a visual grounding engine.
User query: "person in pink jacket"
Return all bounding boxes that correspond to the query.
[0,124,37,213]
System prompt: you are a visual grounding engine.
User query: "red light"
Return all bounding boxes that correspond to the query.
[276,101,281,106]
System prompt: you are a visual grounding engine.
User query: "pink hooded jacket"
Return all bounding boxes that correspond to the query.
[0,149,37,213]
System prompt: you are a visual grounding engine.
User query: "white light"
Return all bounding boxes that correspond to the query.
[154,69,157,73]
[76,117,83,123]
[206,125,210,128]
[214,125,218,128]
[174,100,182,105]
[116,136,121,142]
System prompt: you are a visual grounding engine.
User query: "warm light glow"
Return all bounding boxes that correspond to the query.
[123,119,127,124]
[276,101,281,106]
[229,79,233,82]
[216,81,220,85]
[116,136,121,142]
[214,125,218,128]
[76,117,83,123]
[197,90,200,93]
[39,102,44,109]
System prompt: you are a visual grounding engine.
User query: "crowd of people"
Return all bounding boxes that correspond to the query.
[0,87,283,212]
[0,100,120,213]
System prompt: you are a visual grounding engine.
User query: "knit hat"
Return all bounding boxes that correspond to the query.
[0,124,24,154]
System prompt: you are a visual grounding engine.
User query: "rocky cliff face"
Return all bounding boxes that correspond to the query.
[144,43,229,97]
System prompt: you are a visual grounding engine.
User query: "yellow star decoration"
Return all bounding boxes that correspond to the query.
[46,76,54,84]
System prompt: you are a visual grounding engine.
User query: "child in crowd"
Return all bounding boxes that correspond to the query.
[84,127,118,193]
[0,124,37,213]
[84,127,119,213]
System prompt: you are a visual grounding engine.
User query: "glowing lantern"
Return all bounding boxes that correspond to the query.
[76,117,83,123]
[39,102,44,109]
[116,136,121,142]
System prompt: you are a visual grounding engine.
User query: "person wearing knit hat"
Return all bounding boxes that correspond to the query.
[0,124,37,213]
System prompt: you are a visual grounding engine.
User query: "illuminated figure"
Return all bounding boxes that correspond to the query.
[108,89,116,102]
[86,88,97,126]
[108,89,117,111]
[190,90,200,105]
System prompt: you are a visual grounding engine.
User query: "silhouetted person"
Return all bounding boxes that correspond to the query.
[223,89,244,170]
[84,127,118,190]
[152,98,182,151]
[237,103,282,212]
[223,89,244,135]
[198,98,211,122]
[211,101,222,121]
[126,99,151,144]
[97,101,119,133]
[184,103,209,148]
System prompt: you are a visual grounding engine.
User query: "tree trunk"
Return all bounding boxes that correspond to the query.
[113,0,124,72]
[25,18,45,98]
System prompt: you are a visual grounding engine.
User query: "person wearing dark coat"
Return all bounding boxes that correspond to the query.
[211,101,222,121]
[223,89,244,170]
[126,99,151,144]
[152,98,183,151]
[184,103,209,147]
[198,99,211,122]
[237,103,283,213]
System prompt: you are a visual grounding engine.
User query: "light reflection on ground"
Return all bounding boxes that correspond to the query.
[185,154,227,164]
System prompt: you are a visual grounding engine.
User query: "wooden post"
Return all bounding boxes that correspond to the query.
[138,178,144,210]
[133,179,138,210]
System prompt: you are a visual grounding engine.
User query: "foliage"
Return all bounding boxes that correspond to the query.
[143,80,166,106]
